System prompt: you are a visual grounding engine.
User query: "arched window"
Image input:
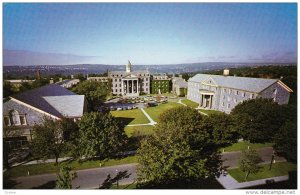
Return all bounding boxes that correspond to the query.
[10,110,21,126]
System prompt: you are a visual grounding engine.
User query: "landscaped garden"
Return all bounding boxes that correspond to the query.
[228,162,297,182]
[110,109,149,125]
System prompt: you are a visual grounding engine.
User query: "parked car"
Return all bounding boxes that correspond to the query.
[117,107,122,111]
[127,106,132,110]
[133,106,137,109]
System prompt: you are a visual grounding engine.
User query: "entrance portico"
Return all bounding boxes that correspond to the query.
[122,77,139,97]
[199,90,214,109]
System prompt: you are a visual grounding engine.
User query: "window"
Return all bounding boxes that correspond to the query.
[115,89,117,92]
[251,94,255,99]
[222,102,225,107]
[236,90,239,95]
[243,92,246,97]
[10,110,21,125]
[115,84,117,87]
[229,89,232,94]
[273,88,277,95]
[4,116,11,126]
[120,89,122,92]
[119,79,121,82]
[223,89,226,93]
[146,83,148,86]
[20,115,27,125]
[119,84,121,87]
[234,98,237,103]
[115,79,117,82]
[227,104,230,109]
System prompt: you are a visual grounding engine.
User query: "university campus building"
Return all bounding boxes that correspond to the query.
[3,84,87,148]
[108,61,151,96]
[187,69,293,113]
[151,74,171,94]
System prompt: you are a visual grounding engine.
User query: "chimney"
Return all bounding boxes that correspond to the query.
[71,75,74,79]
[179,74,183,78]
[50,78,54,84]
[223,69,230,76]
[59,78,63,82]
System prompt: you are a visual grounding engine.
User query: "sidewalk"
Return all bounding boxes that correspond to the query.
[216,174,289,189]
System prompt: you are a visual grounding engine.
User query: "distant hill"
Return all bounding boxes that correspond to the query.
[3,62,296,79]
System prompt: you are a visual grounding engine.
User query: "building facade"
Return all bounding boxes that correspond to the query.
[108,61,150,96]
[151,74,171,94]
[3,84,87,148]
[187,70,293,113]
[172,75,188,97]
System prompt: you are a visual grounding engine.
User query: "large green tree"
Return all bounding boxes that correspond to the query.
[273,121,297,163]
[201,113,238,147]
[55,164,77,189]
[31,117,75,164]
[239,148,262,181]
[137,106,222,187]
[230,98,285,143]
[72,80,111,110]
[77,112,127,160]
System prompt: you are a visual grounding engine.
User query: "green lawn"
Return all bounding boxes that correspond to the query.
[197,109,222,115]
[228,162,297,182]
[125,125,155,137]
[111,109,149,125]
[181,99,199,108]
[5,156,137,178]
[222,141,273,152]
[144,102,183,122]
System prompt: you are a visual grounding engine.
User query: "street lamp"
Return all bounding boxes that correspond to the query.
[115,169,119,188]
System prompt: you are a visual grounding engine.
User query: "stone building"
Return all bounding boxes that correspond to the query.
[108,61,150,96]
[3,84,87,148]
[172,75,188,96]
[151,74,171,94]
[187,70,293,113]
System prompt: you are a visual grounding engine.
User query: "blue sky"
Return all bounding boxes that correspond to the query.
[3,3,297,65]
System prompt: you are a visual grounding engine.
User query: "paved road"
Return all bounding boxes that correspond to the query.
[11,147,285,189]
[222,147,286,169]
[13,163,138,189]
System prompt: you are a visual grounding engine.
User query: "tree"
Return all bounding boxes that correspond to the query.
[137,106,222,187]
[3,81,14,98]
[201,113,238,147]
[72,80,111,110]
[30,117,70,164]
[77,112,127,160]
[239,148,262,181]
[273,121,297,163]
[55,164,77,189]
[231,98,285,143]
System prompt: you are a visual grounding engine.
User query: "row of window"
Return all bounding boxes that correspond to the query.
[111,74,150,77]
[4,110,27,126]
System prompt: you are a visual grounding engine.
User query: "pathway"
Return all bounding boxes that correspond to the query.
[216,174,289,189]
[140,108,157,125]
[177,99,208,116]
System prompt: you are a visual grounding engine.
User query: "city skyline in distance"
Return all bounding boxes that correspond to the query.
[4,3,297,66]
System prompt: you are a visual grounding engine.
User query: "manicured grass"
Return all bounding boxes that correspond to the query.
[144,102,183,122]
[111,109,149,125]
[228,162,297,182]
[5,156,137,178]
[197,109,222,115]
[222,141,273,152]
[124,125,155,137]
[181,99,199,108]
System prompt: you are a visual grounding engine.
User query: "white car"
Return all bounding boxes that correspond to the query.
[117,107,122,111]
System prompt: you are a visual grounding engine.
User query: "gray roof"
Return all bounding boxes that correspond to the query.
[188,74,278,93]
[11,84,85,118]
[43,95,85,117]
[176,80,188,88]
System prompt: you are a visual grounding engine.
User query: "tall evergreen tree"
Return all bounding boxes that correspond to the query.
[55,164,77,189]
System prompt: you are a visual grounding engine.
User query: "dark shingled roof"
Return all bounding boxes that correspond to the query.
[11,84,78,118]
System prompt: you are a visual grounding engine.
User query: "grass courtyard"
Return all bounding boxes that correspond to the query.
[110,109,149,125]
[144,102,183,122]
[228,162,297,182]
[124,125,155,137]
[181,99,199,108]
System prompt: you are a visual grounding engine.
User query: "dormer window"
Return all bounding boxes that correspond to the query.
[10,110,21,126]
